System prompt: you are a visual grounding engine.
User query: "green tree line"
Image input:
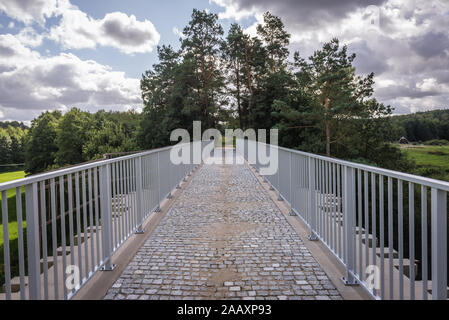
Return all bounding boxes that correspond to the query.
[24,109,140,174]
[391,109,449,142]
[0,124,27,165]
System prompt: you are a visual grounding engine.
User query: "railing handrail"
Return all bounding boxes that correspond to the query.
[249,140,449,192]
[0,142,207,192]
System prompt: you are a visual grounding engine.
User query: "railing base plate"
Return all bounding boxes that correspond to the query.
[308,234,318,241]
[289,210,296,216]
[135,229,145,234]
[101,264,116,272]
[341,277,359,286]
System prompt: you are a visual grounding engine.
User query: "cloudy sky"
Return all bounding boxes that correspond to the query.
[0,0,448,123]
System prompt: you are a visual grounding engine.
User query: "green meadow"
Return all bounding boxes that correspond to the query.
[400,145,449,182]
[0,170,26,287]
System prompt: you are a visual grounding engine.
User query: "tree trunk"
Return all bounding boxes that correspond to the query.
[244,45,253,128]
[325,120,331,156]
[324,91,331,157]
[236,66,242,128]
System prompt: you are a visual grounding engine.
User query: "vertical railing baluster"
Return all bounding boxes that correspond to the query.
[81,171,88,282]
[126,160,132,233]
[324,161,331,246]
[421,185,428,300]
[357,170,363,281]
[59,176,67,299]
[75,172,82,279]
[388,177,394,300]
[289,152,294,216]
[308,157,317,241]
[25,182,41,300]
[337,164,341,258]
[50,179,58,299]
[342,166,357,285]
[371,172,377,298]
[319,160,322,239]
[379,175,385,300]
[68,174,75,279]
[88,168,95,275]
[156,152,161,212]
[100,164,115,271]
[135,156,144,233]
[16,187,26,300]
[94,167,100,267]
[364,171,369,271]
[333,163,337,253]
[408,182,415,300]
[2,190,11,300]
[431,188,447,300]
[398,179,404,300]
[408,182,414,300]
[39,181,48,300]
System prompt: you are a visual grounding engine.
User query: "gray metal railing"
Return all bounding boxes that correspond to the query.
[238,139,449,300]
[0,141,210,300]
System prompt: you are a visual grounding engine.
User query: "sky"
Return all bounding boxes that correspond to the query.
[0,0,448,124]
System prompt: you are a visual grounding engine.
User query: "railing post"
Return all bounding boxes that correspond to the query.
[100,164,115,271]
[25,182,41,299]
[308,157,318,241]
[289,152,295,216]
[431,188,447,299]
[135,157,145,234]
[277,151,282,201]
[155,152,162,212]
[342,166,358,285]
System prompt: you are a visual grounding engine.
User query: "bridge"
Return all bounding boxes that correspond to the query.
[0,141,448,300]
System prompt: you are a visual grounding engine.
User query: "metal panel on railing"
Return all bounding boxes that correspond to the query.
[237,139,449,300]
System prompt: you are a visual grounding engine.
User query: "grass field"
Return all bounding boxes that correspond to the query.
[400,144,449,182]
[0,170,26,248]
[0,170,26,289]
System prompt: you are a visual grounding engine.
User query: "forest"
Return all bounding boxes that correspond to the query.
[2,9,448,178]
[0,122,27,171]
[391,109,449,142]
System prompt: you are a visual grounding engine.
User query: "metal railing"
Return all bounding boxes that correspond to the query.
[238,139,448,300]
[0,141,209,300]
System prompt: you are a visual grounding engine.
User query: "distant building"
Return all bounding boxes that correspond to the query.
[398,136,409,144]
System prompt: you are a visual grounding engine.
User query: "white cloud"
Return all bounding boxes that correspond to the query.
[48,4,160,54]
[0,0,160,55]
[0,0,59,24]
[210,0,255,21]
[0,34,142,121]
[16,27,43,47]
[8,21,15,28]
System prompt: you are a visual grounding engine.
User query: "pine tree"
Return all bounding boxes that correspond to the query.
[294,38,375,156]
[181,9,225,129]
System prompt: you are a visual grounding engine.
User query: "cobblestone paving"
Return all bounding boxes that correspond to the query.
[104,153,342,300]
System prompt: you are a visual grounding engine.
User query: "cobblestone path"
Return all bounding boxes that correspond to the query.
[104,154,342,300]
